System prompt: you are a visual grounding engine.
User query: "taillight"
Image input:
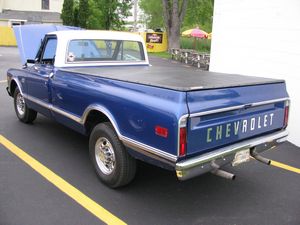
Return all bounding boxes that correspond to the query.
[179,127,187,157]
[155,125,168,138]
[283,102,289,128]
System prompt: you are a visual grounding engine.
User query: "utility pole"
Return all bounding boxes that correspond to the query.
[133,0,138,31]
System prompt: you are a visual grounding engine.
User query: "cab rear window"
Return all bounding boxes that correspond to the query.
[66,39,145,63]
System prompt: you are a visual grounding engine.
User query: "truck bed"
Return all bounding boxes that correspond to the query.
[60,65,283,91]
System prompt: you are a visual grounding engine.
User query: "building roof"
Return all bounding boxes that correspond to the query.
[0,9,61,23]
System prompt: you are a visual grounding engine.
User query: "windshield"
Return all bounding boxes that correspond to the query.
[66,39,145,63]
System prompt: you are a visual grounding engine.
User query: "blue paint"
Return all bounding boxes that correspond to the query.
[186,84,288,156]
[51,69,188,155]
[8,64,289,164]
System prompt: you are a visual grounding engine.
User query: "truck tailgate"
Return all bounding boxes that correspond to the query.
[186,82,289,156]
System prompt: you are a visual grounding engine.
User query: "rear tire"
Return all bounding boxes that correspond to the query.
[13,87,37,123]
[89,122,136,188]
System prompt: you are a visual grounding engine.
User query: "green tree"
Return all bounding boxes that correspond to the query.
[139,0,214,49]
[78,0,89,28]
[86,0,103,29]
[139,0,164,29]
[100,0,133,30]
[62,0,132,30]
[162,0,188,50]
[73,0,79,27]
[183,0,214,32]
[61,0,74,26]
[85,0,132,30]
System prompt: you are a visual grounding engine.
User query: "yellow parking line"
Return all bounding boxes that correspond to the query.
[270,160,300,174]
[0,80,7,83]
[0,135,126,225]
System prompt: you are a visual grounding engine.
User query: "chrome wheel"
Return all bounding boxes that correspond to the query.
[95,137,116,175]
[16,93,25,117]
[89,123,137,187]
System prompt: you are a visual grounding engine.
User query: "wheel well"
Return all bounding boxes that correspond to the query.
[10,80,17,96]
[84,110,110,135]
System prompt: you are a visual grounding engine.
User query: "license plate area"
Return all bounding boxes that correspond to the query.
[232,149,251,167]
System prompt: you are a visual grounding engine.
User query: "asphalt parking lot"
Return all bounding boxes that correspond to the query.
[0,46,300,225]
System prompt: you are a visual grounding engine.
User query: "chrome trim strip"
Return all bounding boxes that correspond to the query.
[23,94,178,162]
[121,136,177,163]
[81,104,121,136]
[177,114,188,157]
[176,129,289,170]
[81,105,177,161]
[189,97,289,118]
[12,78,24,95]
[25,94,51,109]
[52,105,82,123]
[25,95,82,123]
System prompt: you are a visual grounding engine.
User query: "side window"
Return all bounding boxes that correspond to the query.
[41,38,57,64]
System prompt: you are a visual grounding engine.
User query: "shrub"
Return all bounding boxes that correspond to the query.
[180,37,211,53]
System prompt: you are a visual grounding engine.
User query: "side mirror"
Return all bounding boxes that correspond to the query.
[27,59,36,64]
[23,58,38,69]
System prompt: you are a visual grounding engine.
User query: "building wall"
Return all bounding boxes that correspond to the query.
[0,0,3,13]
[210,0,300,146]
[0,20,7,26]
[1,0,63,13]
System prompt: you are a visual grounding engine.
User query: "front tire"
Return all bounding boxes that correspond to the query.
[89,122,136,188]
[13,87,37,123]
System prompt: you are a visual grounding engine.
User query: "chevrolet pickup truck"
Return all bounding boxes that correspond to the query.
[6,25,290,188]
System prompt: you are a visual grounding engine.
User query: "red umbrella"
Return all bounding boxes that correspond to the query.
[190,28,208,39]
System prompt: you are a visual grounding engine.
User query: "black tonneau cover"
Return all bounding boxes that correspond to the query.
[61,65,283,91]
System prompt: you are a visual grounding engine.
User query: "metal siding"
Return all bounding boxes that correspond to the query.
[210,0,300,146]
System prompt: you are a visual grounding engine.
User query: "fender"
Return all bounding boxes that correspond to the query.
[81,104,121,136]
[82,104,177,165]
[9,77,23,96]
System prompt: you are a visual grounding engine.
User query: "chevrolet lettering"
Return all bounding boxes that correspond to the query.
[6,25,290,188]
[206,113,275,143]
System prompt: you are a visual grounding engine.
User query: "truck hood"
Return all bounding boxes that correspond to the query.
[13,24,81,65]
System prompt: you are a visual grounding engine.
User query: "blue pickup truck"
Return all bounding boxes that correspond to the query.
[6,25,290,188]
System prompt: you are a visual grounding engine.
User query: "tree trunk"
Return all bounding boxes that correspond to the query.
[162,0,188,51]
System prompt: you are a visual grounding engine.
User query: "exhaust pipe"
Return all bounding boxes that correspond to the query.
[250,149,271,165]
[211,161,236,180]
[211,169,236,180]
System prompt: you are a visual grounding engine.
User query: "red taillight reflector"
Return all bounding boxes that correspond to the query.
[155,126,168,138]
[179,127,187,157]
[284,106,289,128]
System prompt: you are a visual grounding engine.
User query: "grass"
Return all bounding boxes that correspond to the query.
[149,37,211,59]
[180,37,211,53]
[148,51,171,59]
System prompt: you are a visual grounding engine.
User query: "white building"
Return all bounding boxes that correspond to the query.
[0,0,63,26]
[210,0,300,146]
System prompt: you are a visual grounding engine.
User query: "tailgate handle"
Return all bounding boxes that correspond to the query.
[244,104,253,109]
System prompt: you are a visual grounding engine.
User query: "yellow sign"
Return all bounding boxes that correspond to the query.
[138,32,168,52]
[0,26,17,46]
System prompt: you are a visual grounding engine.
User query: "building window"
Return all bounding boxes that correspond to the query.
[42,0,50,10]
[10,20,26,27]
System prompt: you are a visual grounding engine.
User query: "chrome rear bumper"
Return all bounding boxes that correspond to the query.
[176,130,288,181]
